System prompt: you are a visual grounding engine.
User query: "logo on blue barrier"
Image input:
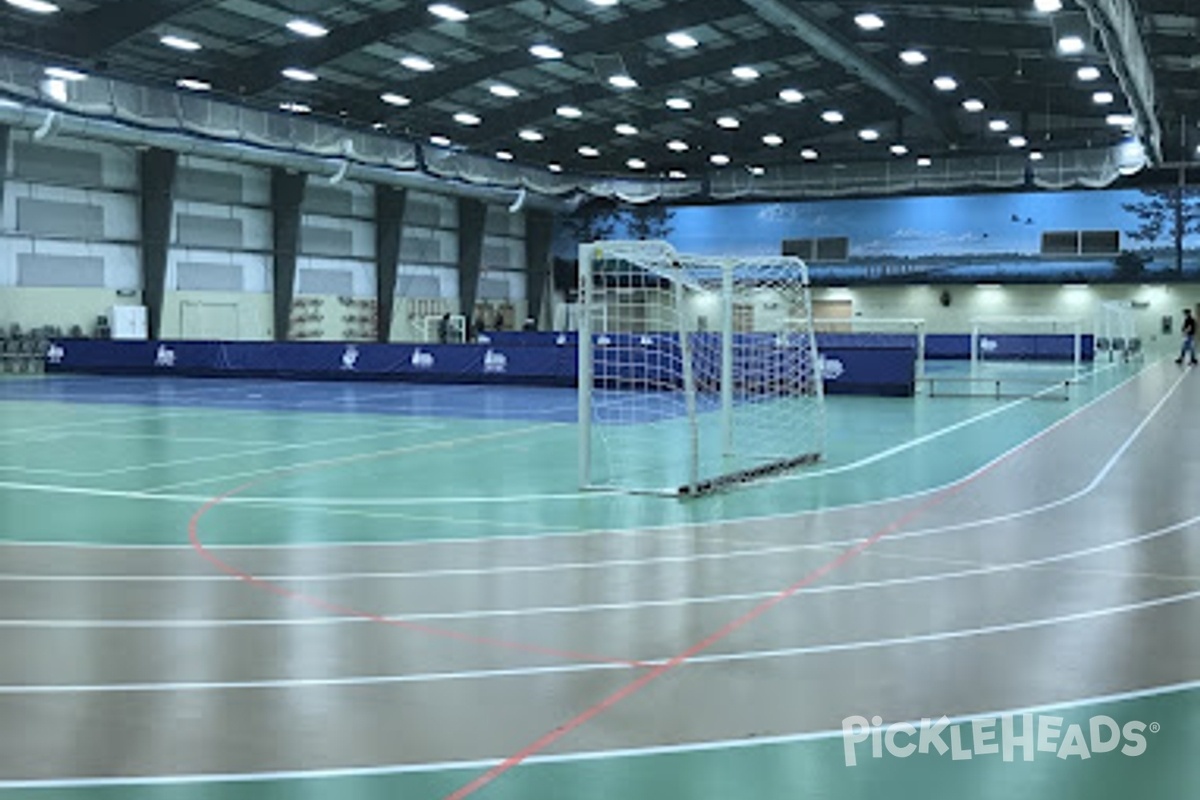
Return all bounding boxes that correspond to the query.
[484,349,508,374]
[154,345,176,368]
[820,355,845,381]
[556,334,568,346]
[45,343,65,365]
[980,337,999,353]
[411,349,435,369]
[341,345,360,371]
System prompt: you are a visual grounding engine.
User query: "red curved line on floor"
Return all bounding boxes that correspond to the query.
[441,370,1139,800]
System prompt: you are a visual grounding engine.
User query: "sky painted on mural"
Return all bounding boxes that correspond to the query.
[661,189,1196,259]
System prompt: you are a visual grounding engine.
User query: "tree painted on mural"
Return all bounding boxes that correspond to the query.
[621,203,675,241]
[560,199,676,244]
[1121,186,1200,274]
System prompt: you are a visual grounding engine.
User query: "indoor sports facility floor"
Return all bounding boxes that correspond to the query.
[1,358,1198,800]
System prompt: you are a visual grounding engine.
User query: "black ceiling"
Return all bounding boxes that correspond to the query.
[1,0,1196,181]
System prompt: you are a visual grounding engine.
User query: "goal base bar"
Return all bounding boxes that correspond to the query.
[678,452,821,498]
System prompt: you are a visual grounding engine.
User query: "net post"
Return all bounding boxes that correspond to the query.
[916,322,927,380]
[720,261,734,456]
[1080,319,1089,376]
[676,273,700,494]
[577,242,594,490]
[970,323,980,371]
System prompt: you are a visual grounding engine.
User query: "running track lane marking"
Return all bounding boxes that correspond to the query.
[186,423,649,670]
[440,364,1190,800]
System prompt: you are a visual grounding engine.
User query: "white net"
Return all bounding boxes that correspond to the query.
[970,316,1083,369]
[1094,301,1141,361]
[812,317,927,379]
[578,240,825,497]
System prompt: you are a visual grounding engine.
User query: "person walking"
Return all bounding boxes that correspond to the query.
[1176,308,1197,366]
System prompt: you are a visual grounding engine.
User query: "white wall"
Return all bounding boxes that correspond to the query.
[812,282,1198,355]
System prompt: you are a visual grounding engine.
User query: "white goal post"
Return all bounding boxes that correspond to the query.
[970,316,1084,372]
[811,317,927,379]
[578,240,826,497]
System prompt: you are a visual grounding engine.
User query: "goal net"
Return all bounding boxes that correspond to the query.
[578,240,825,497]
[812,317,926,379]
[970,316,1084,371]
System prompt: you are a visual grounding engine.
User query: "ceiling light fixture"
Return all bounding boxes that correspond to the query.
[381,92,411,107]
[160,35,201,52]
[800,148,819,160]
[668,170,687,180]
[556,105,582,119]
[1106,113,1135,128]
[1076,65,1101,81]
[548,163,563,173]
[428,3,469,22]
[401,55,435,72]
[279,101,311,114]
[762,133,784,146]
[489,83,520,98]
[1034,0,1063,12]
[899,49,927,66]
[281,67,318,82]
[588,0,618,6]
[716,115,740,129]
[1008,135,1028,147]
[1057,34,1086,55]
[933,76,958,91]
[1029,150,1045,161]
[518,129,545,142]
[286,19,328,38]
[666,97,693,110]
[6,0,59,13]
[749,165,766,176]
[916,156,933,167]
[988,119,1010,132]
[890,143,909,156]
[608,74,638,89]
[626,158,647,170]
[666,31,699,49]
[858,128,880,141]
[779,88,805,103]
[710,154,731,166]
[731,65,760,81]
[429,135,452,147]
[962,98,985,112]
[1092,90,1114,104]
[529,43,563,60]
[496,150,515,161]
[854,13,885,30]
[579,145,600,157]
[821,110,845,124]
[614,123,639,136]
[453,111,481,126]
[667,139,689,152]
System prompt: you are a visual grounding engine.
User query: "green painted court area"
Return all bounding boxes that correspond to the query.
[1,361,1198,800]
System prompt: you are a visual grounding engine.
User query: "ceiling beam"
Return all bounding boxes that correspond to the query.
[1075,0,1164,162]
[735,0,962,144]
[47,0,209,59]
